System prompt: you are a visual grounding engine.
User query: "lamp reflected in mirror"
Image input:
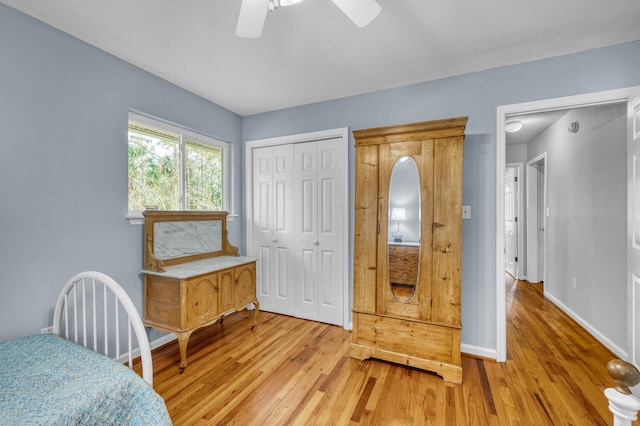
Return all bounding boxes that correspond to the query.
[390,207,406,242]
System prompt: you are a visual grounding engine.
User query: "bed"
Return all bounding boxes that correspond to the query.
[0,271,172,425]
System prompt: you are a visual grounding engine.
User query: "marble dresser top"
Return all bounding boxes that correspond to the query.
[142,256,258,279]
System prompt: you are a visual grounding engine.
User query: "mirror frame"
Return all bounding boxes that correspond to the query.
[143,210,238,272]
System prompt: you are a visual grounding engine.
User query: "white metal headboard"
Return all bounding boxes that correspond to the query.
[52,271,154,386]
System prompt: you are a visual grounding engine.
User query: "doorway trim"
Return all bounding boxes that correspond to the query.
[244,127,350,329]
[505,162,524,279]
[496,87,634,362]
[525,153,547,284]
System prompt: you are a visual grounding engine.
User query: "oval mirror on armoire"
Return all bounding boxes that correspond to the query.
[387,155,421,303]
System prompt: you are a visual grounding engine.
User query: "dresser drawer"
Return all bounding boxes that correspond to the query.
[388,245,419,284]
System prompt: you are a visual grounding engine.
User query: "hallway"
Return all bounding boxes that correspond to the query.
[502,274,622,424]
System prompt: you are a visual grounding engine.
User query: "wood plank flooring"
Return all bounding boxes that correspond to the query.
[139,278,633,425]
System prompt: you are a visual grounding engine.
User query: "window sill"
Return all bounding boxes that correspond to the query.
[127,211,145,226]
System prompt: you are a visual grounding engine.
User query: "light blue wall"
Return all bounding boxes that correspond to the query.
[3,2,640,355]
[242,41,640,352]
[0,4,242,342]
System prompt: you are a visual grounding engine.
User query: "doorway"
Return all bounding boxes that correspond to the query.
[496,87,638,363]
[504,163,523,279]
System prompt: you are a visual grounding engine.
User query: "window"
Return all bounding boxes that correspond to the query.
[127,113,229,220]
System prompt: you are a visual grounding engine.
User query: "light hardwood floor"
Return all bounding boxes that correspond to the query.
[140,277,632,425]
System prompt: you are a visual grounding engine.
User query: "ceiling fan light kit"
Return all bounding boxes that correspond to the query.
[236,0,382,38]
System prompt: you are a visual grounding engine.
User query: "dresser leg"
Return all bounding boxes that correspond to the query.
[177,331,192,373]
[251,299,260,329]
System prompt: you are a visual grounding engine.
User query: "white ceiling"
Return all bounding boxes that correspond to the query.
[2,0,640,116]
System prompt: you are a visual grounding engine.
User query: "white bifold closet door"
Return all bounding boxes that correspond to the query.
[293,139,343,325]
[252,138,343,326]
[252,144,296,315]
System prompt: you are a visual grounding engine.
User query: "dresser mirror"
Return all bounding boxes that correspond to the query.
[153,220,222,260]
[388,155,421,302]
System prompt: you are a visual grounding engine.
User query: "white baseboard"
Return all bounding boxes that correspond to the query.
[461,343,497,360]
[544,291,628,359]
[116,333,176,364]
[149,333,177,351]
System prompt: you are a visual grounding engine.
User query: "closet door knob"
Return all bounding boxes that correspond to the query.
[312,240,319,245]
[272,237,277,242]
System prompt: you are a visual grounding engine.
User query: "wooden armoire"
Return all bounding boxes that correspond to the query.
[350,117,467,383]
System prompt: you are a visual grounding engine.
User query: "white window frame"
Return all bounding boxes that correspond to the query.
[126,112,232,224]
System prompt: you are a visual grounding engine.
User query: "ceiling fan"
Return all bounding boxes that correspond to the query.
[236,0,382,38]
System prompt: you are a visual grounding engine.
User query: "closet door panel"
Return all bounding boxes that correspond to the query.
[253,147,274,310]
[275,247,289,299]
[295,143,318,320]
[319,250,336,307]
[294,139,344,325]
[317,139,343,325]
[271,145,295,313]
[300,248,316,305]
[252,145,295,315]
[273,154,294,307]
[258,245,271,298]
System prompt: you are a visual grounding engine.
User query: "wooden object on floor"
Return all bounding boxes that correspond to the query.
[139,278,627,425]
[142,211,259,373]
[351,117,466,383]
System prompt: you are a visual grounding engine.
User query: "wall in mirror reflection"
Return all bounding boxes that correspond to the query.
[388,156,421,244]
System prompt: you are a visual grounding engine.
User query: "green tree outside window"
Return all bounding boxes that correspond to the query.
[128,121,224,212]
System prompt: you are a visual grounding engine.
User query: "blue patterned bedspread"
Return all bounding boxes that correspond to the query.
[0,334,172,425]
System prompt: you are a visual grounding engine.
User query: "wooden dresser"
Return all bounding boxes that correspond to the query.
[141,211,259,373]
[388,243,420,285]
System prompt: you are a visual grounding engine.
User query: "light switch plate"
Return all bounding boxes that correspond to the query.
[462,205,471,219]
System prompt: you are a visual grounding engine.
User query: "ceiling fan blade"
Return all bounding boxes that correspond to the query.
[329,0,381,28]
[236,0,271,38]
